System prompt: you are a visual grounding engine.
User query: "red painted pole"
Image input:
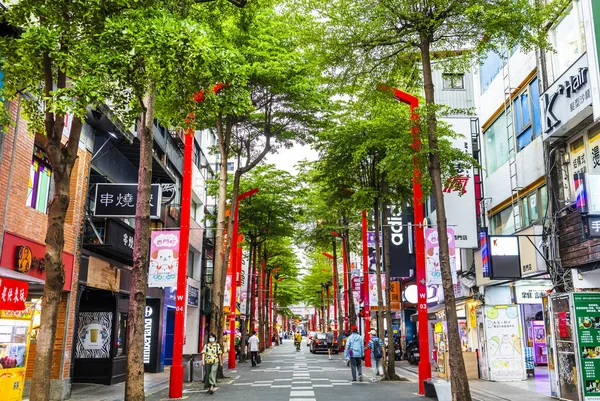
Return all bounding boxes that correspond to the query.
[389,88,430,395]
[169,128,193,398]
[361,210,371,367]
[341,237,349,333]
[269,273,273,346]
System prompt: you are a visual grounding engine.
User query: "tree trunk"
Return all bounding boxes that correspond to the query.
[332,238,344,346]
[373,200,386,376]
[381,197,398,380]
[342,224,357,329]
[420,33,471,401]
[125,86,155,401]
[30,109,83,401]
[273,280,278,344]
[210,115,231,350]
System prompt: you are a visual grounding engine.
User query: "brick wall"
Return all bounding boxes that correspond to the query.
[1,98,91,381]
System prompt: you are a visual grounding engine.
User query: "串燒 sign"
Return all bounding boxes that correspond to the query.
[93,183,161,219]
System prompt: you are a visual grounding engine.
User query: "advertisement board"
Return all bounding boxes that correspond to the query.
[368,274,386,308]
[484,305,526,381]
[148,230,180,288]
[386,205,414,278]
[425,227,456,285]
[574,293,600,400]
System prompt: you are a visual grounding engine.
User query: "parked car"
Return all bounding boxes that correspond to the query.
[307,331,316,347]
[310,332,339,354]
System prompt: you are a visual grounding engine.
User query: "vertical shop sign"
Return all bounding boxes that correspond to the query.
[148,230,180,288]
[484,305,525,381]
[574,293,600,400]
[425,227,456,284]
[387,205,414,278]
[143,299,161,372]
[389,280,401,311]
[368,274,386,308]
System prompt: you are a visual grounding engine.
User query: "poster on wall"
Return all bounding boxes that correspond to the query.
[574,293,600,400]
[224,275,232,307]
[148,230,180,288]
[76,312,112,359]
[425,227,456,285]
[368,274,386,308]
[484,305,525,381]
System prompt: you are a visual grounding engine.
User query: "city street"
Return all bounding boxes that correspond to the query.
[146,340,422,401]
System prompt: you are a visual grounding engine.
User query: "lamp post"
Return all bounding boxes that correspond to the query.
[385,87,430,395]
[228,188,259,369]
[331,232,349,333]
[170,84,224,399]
[361,210,371,368]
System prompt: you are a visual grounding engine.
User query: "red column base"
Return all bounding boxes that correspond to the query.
[169,364,184,398]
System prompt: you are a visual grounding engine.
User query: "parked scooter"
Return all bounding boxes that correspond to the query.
[406,340,420,365]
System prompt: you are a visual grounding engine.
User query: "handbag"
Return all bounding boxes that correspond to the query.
[256,353,262,364]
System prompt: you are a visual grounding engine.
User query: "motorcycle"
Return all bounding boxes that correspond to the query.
[406,340,420,365]
[394,342,403,361]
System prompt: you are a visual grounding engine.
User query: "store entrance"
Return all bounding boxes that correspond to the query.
[164,308,175,366]
[522,304,550,393]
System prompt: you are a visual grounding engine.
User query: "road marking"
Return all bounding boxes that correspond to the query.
[290,390,315,397]
[272,385,293,388]
[251,383,272,387]
[274,378,294,381]
[291,386,313,390]
[312,384,334,388]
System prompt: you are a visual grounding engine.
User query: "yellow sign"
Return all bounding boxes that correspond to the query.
[15,246,32,273]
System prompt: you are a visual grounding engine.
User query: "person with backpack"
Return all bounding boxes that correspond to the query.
[367,329,385,382]
[344,326,364,382]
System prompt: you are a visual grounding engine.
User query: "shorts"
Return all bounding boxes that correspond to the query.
[327,343,333,349]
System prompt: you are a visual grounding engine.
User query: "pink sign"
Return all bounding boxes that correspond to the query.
[148,230,180,287]
[425,227,456,285]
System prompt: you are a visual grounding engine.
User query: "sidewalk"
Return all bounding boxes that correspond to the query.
[395,361,555,401]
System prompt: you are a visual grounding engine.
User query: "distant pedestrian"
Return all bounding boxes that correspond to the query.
[367,329,384,382]
[344,326,364,382]
[248,331,260,367]
[201,333,223,395]
[326,330,334,360]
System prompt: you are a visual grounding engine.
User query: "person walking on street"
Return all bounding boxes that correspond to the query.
[344,326,364,382]
[367,329,384,382]
[248,331,260,367]
[201,333,223,395]
[294,331,302,351]
[326,329,334,360]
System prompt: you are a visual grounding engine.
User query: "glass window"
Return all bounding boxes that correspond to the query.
[550,1,585,81]
[480,51,503,93]
[540,186,548,221]
[116,312,127,357]
[530,79,542,137]
[529,192,539,222]
[484,113,509,174]
[188,251,194,277]
[517,126,534,151]
[443,73,464,89]
[515,78,542,152]
[491,207,515,235]
[27,145,53,213]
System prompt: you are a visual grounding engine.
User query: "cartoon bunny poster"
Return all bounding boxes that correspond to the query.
[148,230,180,287]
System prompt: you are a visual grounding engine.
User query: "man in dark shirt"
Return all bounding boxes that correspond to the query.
[326,330,334,360]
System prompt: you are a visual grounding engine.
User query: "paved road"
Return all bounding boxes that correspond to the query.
[149,339,422,401]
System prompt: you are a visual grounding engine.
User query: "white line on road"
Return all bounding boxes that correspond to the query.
[290,391,315,397]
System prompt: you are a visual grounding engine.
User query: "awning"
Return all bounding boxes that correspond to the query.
[0,266,45,284]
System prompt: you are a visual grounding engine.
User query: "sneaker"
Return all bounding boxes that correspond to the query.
[352,379,357,382]
[371,378,377,383]
[359,375,363,382]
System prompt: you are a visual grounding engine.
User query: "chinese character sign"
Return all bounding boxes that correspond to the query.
[94,183,161,219]
[0,277,28,311]
[148,230,179,288]
[425,227,456,285]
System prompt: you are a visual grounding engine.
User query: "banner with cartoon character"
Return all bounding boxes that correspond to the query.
[148,230,180,288]
[484,305,526,381]
[425,227,456,285]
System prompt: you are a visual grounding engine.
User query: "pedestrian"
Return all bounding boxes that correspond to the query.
[344,325,364,382]
[294,330,302,351]
[201,333,223,395]
[326,329,334,360]
[367,329,384,382]
[248,330,260,367]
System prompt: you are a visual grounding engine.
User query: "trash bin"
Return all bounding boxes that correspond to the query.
[182,354,193,383]
[191,354,204,382]
[432,379,452,401]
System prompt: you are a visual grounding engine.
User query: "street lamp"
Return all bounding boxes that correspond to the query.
[228,187,259,369]
[383,87,430,395]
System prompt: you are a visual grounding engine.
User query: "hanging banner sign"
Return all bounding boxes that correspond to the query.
[387,205,414,278]
[574,293,600,400]
[148,230,179,288]
[368,274,386,308]
[425,227,456,284]
[0,277,28,311]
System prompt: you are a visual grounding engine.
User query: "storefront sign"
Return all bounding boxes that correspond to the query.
[387,205,414,278]
[143,299,161,372]
[187,285,199,307]
[14,246,32,273]
[542,53,592,139]
[481,229,491,278]
[148,230,180,288]
[104,219,134,259]
[76,312,112,358]
[160,183,177,205]
[425,227,456,285]
[515,285,548,304]
[574,293,600,400]
[93,183,161,219]
[484,305,525,381]
[0,278,27,311]
[389,280,401,311]
[87,257,120,292]
[489,235,521,279]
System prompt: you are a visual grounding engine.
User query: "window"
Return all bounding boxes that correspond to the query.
[549,0,585,83]
[490,206,514,235]
[484,113,509,175]
[188,251,194,277]
[443,73,464,90]
[27,145,53,213]
[193,141,201,169]
[490,186,548,234]
[227,162,235,172]
[115,312,128,357]
[515,78,543,151]
[480,51,503,93]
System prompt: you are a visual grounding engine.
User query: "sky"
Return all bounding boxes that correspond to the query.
[264,143,319,176]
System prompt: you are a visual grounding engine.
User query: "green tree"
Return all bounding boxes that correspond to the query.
[305,0,564,397]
